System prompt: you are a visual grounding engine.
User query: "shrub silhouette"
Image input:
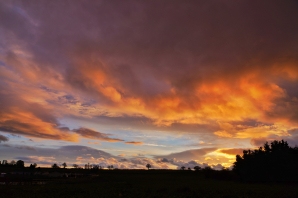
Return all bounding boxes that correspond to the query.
[233,140,298,182]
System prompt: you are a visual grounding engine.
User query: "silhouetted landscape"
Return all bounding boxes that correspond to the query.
[1,140,298,198]
[1,0,298,197]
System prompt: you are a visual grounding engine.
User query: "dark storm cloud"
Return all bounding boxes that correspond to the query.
[7,0,298,93]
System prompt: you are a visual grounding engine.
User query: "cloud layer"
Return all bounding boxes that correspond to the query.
[1,143,225,169]
[1,0,298,166]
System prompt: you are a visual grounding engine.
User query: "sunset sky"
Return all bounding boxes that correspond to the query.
[1,0,298,169]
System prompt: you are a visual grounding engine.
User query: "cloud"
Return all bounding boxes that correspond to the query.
[1,0,298,165]
[157,148,217,162]
[1,0,297,129]
[250,133,298,148]
[73,156,172,170]
[250,137,270,147]
[72,128,123,142]
[157,158,226,170]
[14,145,36,151]
[125,141,143,145]
[60,145,114,159]
[0,84,79,141]
[219,149,245,156]
[16,156,56,165]
[0,110,79,141]
[1,143,230,169]
[0,134,8,142]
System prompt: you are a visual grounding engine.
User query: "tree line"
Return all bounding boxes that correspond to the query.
[233,140,298,182]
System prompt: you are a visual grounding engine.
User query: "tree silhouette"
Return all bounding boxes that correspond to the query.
[30,163,37,169]
[146,163,151,170]
[10,160,16,166]
[52,163,60,168]
[16,160,24,168]
[62,162,67,169]
[73,164,79,169]
[233,140,298,182]
[181,166,185,170]
[194,166,201,171]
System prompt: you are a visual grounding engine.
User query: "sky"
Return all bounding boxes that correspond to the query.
[1,0,298,170]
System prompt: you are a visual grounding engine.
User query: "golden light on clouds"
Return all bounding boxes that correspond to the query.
[1,0,298,169]
[0,108,79,142]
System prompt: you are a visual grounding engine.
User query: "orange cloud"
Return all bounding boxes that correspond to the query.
[219,148,246,156]
[125,141,143,145]
[1,0,298,154]
[72,128,124,142]
[0,107,78,141]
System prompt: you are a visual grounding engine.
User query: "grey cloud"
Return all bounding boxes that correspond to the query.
[161,158,225,170]
[211,164,225,170]
[59,145,114,159]
[16,156,54,165]
[157,158,169,163]
[0,144,114,164]
[250,137,269,147]
[1,143,228,169]
[83,115,219,135]
[3,0,297,95]
[0,134,8,142]
[15,145,36,151]
[156,148,217,161]
[265,97,298,125]
[251,134,298,148]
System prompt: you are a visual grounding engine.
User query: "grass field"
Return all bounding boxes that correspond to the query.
[1,170,298,198]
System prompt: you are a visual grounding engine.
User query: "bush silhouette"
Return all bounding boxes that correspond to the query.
[233,140,298,182]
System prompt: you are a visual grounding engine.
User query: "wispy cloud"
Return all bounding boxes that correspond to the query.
[125,141,143,145]
[0,134,8,142]
[72,128,123,142]
[157,148,217,162]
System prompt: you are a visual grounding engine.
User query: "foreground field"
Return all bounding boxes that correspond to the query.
[1,170,298,198]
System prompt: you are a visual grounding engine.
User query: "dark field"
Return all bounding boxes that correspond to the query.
[1,170,298,198]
